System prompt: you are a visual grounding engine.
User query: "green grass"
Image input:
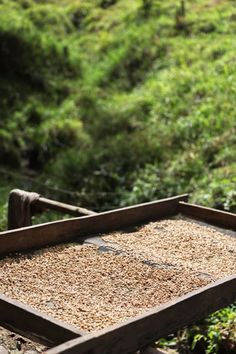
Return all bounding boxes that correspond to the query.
[0,0,235,212]
[0,0,236,210]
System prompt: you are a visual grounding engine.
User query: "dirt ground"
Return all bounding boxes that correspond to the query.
[0,326,46,354]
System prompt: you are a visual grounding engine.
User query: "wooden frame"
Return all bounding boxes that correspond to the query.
[0,294,85,347]
[179,201,236,230]
[33,196,96,216]
[46,276,236,354]
[7,189,96,230]
[0,194,235,353]
[1,194,188,256]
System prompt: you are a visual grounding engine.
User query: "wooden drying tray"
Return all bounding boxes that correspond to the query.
[0,194,235,354]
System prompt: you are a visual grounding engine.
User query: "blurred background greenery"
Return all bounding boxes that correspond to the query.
[0,0,235,352]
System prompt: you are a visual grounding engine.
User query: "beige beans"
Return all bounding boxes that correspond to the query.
[0,244,206,332]
[0,217,234,333]
[103,217,236,280]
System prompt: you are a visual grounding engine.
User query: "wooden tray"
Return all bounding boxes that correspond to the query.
[0,194,235,354]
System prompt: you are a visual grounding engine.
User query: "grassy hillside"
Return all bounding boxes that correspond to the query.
[0,0,235,217]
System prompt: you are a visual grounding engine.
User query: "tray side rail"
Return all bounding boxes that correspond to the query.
[0,194,188,256]
[179,201,236,231]
[45,275,236,354]
[0,294,85,347]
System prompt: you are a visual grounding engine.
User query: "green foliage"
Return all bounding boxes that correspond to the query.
[157,305,236,354]
[99,0,117,10]
[0,183,9,231]
[0,0,82,167]
[0,0,235,211]
[185,305,236,354]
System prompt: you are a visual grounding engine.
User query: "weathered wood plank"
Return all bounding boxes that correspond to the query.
[33,197,96,217]
[7,189,96,230]
[0,294,85,347]
[0,194,188,256]
[179,202,236,231]
[45,276,236,354]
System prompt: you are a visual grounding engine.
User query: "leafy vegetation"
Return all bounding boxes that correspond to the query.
[158,304,236,353]
[0,0,235,212]
[0,0,235,352]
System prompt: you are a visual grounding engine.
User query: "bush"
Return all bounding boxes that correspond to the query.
[157,305,236,354]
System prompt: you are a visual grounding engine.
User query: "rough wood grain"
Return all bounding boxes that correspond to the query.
[179,202,236,230]
[0,194,188,256]
[33,197,96,217]
[45,275,236,354]
[7,189,96,230]
[0,294,85,347]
